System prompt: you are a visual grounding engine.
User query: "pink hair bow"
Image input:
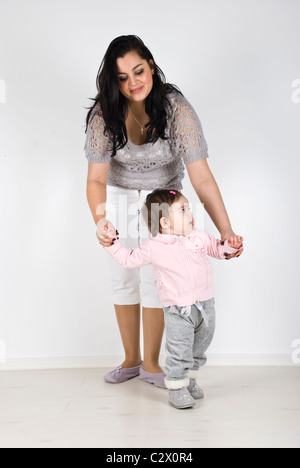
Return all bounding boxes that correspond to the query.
[169,190,176,194]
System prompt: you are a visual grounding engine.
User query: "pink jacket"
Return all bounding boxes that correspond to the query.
[104,229,239,307]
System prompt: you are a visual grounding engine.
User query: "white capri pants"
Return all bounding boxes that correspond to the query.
[105,184,163,309]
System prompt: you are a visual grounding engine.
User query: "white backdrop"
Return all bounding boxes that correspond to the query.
[0,0,300,365]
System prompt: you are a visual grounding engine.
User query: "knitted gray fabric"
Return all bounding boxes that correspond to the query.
[84,91,209,190]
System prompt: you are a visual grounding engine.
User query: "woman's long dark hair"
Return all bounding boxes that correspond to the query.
[85,35,184,157]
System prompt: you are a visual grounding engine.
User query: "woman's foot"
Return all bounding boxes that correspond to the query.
[142,363,164,374]
[120,358,143,369]
[139,367,167,389]
[104,361,143,384]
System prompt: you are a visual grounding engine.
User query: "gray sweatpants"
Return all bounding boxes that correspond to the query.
[163,298,215,390]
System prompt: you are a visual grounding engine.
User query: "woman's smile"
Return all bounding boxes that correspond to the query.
[131,86,143,94]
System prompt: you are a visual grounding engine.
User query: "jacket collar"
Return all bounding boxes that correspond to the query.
[151,229,197,244]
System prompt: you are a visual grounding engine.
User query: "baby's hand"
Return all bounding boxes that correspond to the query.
[107,227,119,245]
[106,225,118,240]
[97,218,119,247]
[228,235,243,250]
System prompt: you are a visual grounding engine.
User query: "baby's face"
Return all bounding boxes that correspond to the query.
[163,195,195,236]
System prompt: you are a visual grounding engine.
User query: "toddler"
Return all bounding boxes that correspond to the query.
[104,189,243,409]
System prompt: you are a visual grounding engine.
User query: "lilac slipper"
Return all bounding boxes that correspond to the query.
[104,362,143,384]
[139,367,167,389]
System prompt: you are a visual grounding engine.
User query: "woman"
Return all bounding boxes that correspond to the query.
[84,35,243,388]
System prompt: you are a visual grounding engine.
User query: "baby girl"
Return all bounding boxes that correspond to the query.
[103,188,243,409]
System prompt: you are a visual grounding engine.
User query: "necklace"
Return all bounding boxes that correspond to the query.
[129,107,146,135]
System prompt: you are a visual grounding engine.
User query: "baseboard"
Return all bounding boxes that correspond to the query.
[0,354,296,371]
[206,354,295,366]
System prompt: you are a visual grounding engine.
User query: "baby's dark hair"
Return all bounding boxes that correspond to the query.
[141,188,183,236]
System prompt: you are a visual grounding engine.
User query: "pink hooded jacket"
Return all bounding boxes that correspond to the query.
[104,229,239,307]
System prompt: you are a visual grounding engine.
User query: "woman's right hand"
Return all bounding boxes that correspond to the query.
[96,218,119,247]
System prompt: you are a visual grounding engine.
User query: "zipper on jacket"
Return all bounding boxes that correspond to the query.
[180,237,197,304]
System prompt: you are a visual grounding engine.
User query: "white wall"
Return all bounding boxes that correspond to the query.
[0,0,300,363]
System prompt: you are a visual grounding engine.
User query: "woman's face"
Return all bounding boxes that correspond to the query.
[116,50,154,104]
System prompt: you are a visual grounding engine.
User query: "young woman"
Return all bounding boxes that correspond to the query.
[84,35,243,388]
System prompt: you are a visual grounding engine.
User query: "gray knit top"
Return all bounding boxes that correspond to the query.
[84,91,209,190]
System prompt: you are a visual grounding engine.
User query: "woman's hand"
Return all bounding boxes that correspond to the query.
[96,218,119,247]
[221,230,244,260]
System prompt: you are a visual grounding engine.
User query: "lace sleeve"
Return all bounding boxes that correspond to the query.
[170,95,209,164]
[84,112,111,163]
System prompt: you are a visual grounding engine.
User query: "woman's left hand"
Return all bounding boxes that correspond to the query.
[221,230,244,260]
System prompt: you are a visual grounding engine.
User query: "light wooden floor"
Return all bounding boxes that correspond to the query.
[0,366,299,448]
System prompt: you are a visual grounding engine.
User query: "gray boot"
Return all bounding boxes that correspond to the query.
[168,387,195,409]
[187,379,204,399]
